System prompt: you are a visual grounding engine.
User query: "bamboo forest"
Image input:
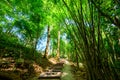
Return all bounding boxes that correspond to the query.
[0,0,120,80]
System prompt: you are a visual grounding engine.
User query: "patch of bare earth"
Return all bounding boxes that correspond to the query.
[0,57,44,80]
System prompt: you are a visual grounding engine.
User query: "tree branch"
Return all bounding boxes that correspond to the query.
[91,0,120,28]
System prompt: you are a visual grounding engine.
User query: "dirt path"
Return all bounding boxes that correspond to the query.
[61,60,87,80]
[61,61,74,80]
[35,59,87,80]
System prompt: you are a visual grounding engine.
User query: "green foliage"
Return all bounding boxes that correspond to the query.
[0,32,42,61]
[0,0,120,79]
[61,0,120,79]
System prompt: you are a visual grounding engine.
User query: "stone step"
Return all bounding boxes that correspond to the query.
[38,62,64,80]
[38,72,62,80]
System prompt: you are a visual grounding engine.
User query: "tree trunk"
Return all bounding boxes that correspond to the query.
[44,26,50,58]
[56,31,60,60]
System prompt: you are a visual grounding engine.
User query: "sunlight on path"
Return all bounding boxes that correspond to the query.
[61,61,75,80]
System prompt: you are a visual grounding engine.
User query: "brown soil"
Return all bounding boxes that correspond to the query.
[0,57,54,80]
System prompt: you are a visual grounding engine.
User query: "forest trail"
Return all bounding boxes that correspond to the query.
[0,57,87,80]
[61,60,74,80]
[61,60,86,80]
[38,59,86,80]
[38,59,75,80]
[38,61,64,80]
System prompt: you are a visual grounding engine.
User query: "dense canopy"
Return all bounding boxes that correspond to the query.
[0,0,120,80]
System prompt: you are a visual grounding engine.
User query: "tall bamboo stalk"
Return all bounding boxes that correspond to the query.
[56,31,60,60]
[62,0,120,80]
[44,26,50,58]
